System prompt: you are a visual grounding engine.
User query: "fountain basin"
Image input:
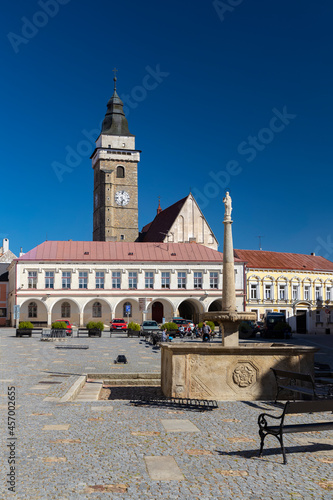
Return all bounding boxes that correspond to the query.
[161,342,318,401]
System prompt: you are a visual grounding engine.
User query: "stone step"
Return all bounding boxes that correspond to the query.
[88,372,161,380]
[75,380,103,401]
[103,379,161,387]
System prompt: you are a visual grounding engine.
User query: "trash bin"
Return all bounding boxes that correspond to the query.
[325,328,330,335]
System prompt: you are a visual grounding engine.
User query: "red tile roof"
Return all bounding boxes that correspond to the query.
[140,196,188,242]
[18,241,229,263]
[234,249,333,272]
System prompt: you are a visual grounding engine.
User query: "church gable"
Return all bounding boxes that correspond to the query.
[139,194,218,250]
[168,194,218,250]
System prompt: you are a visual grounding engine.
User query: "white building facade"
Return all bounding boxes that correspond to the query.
[8,241,246,327]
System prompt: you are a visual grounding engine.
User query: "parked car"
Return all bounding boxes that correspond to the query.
[238,320,256,339]
[55,319,73,336]
[253,321,264,335]
[172,318,193,329]
[141,320,160,334]
[110,318,127,331]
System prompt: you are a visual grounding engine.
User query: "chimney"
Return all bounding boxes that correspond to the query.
[2,238,9,253]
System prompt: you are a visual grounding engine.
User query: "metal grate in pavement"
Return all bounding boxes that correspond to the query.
[131,396,218,411]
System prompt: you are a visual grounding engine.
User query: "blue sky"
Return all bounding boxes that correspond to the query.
[1,0,333,259]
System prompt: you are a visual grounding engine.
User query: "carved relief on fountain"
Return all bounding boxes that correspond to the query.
[227,360,259,392]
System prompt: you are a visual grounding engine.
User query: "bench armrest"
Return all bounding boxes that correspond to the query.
[258,409,285,431]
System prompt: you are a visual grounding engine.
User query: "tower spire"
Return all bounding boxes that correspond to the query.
[101,70,133,136]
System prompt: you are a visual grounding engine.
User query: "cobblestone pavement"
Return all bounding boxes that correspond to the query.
[1,329,333,499]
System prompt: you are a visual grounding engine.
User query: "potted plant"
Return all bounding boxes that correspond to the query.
[51,321,68,337]
[127,321,140,337]
[161,322,179,337]
[16,321,34,337]
[86,321,104,337]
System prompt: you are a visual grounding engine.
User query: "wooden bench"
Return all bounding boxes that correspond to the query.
[258,399,333,464]
[16,328,43,337]
[271,368,330,401]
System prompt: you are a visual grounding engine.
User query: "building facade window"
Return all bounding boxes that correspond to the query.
[292,285,299,301]
[61,302,70,318]
[250,283,258,299]
[327,287,331,301]
[112,271,121,289]
[210,272,218,289]
[28,301,37,318]
[161,272,170,289]
[28,271,37,289]
[128,272,137,289]
[123,302,132,318]
[178,272,186,289]
[279,285,286,300]
[96,271,105,289]
[304,285,310,300]
[194,272,202,289]
[45,271,54,289]
[145,272,154,289]
[62,271,71,289]
[92,301,102,317]
[264,284,272,300]
[79,271,88,289]
[315,285,322,300]
[316,310,321,323]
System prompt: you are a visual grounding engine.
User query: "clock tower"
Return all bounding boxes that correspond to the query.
[92,73,140,242]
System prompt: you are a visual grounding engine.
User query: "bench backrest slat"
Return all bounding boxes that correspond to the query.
[286,400,333,414]
[271,368,314,383]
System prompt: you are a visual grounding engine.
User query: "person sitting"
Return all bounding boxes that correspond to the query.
[161,329,167,342]
[178,325,185,338]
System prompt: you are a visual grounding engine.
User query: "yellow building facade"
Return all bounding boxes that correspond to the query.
[234,250,333,334]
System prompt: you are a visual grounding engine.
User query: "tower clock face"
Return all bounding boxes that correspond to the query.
[115,190,130,206]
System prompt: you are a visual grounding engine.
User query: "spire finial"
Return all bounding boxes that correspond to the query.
[157,196,162,215]
[113,67,118,90]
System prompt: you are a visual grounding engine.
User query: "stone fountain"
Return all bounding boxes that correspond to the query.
[160,193,317,401]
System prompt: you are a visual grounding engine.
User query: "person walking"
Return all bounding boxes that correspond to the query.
[202,321,211,342]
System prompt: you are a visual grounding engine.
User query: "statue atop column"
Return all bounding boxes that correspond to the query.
[223,191,232,221]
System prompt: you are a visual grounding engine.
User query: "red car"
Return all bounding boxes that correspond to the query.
[110,318,127,331]
[55,319,73,336]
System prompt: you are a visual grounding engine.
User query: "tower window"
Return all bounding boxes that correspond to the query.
[120,235,125,240]
[117,166,125,178]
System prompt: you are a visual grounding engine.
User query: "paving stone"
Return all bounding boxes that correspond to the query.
[84,484,128,493]
[30,385,52,389]
[2,328,333,499]
[91,406,113,411]
[43,425,70,430]
[160,419,201,433]
[145,456,184,481]
[42,457,67,463]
